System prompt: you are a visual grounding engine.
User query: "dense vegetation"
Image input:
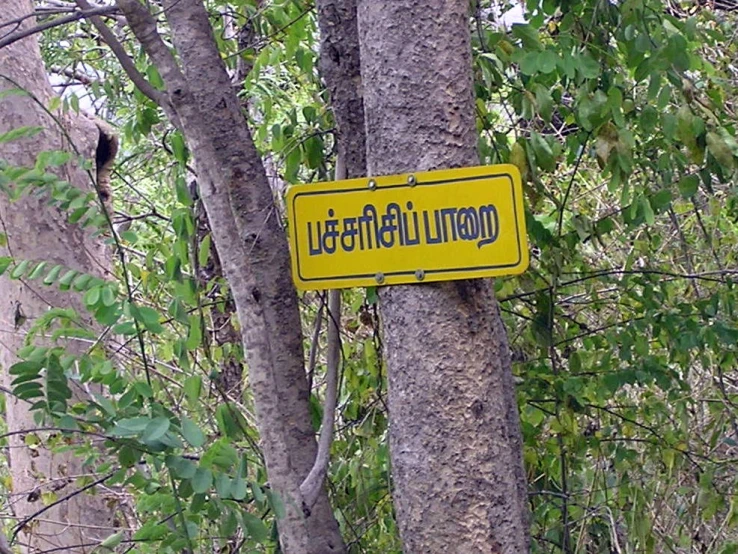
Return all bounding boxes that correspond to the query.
[2,0,738,552]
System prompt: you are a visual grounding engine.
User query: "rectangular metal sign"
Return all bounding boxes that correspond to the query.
[286,164,529,290]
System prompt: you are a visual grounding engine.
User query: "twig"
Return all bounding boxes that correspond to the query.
[11,471,116,545]
[74,0,164,108]
[0,6,118,49]
[667,206,700,298]
[306,292,326,391]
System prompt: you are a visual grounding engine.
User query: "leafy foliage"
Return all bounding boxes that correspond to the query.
[1,0,738,552]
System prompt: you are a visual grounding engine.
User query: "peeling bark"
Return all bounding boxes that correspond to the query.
[356,1,531,552]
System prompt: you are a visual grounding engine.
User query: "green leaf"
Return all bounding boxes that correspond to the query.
[191,467,212,494]
[111,417,151,437]
[118,445,139,468]
[198,233,211,267]
[43,264,63,285]
[511,24,542,50]
[678,174,699,198]
[303,135,323,170]
[530,132,555,171]
[28,262,47,280]
[0,126,43,143]
[577,54,600,79]
[92,392,115,416]
[180,416,206,448]
[120,230,138,244]
[186,315,202,350]
[215,403,246,440]
[241,512,269,542]
[534,84,553,123]
[184,375,201,406]
[201,438,239,471]
[0,257,11,275]
[215,473,232,499]
[650,189,672,212]
[519,52,540,75]
[14,381,44,400]
[707,131,735,169]
[231,476,248,500]
[537,50,557,74]
[99,532,123,550]
[142,416,170,443]
[130,304,164,334]
[9,360,42,376]
[167,455,197,479]
[641,196,655,225]
[133,521,169,541]
[266,488,286,519]
[84,286,101,307]
[58,270,78,290]
[640,106,658,134]
[101,286,116,307]
[171,132,188,164]
[10,259,29,279]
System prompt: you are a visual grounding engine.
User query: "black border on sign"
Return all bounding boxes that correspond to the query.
[291,172,523,283]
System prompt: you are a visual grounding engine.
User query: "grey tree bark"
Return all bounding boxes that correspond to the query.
[356,2,531,553]
[316,0,367,181]
[115,1,345,552]
[0,0,116,551]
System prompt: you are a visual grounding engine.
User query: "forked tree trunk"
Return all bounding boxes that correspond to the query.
[356,1,531,552]
[115,1,346,552]
[0,1,115,551]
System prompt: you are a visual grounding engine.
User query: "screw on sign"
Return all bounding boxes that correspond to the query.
[286,164,529,290]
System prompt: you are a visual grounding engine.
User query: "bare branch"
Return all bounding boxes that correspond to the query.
[49,64,97,85]
[0,5,118,49]
[74,0,165,107]
[299,160,345,513]
[306,293,326,391]
[10,471,116,546]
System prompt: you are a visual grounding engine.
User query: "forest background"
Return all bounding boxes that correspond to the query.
[0,0,737,553]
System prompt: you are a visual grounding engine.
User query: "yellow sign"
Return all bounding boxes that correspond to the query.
[286,164,529,290]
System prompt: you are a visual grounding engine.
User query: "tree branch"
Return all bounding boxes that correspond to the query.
[300,287,341,513]
[74,0,165,108]
[115,0,186,94]
[49,65,97,86]
[300,160,345,513]
[10,471,116,545]
[0,5,118,49]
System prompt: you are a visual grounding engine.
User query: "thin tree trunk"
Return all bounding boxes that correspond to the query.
[115,1,345,552]
[0,1,116,551]
[356,2,531,552]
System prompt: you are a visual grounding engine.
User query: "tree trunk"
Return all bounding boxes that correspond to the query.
[0,1,116,551]
[115,1,345,552]
[316,0,366,180]
[356,2,531,552]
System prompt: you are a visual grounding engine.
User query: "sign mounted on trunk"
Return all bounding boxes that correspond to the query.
[286,164,529,290]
